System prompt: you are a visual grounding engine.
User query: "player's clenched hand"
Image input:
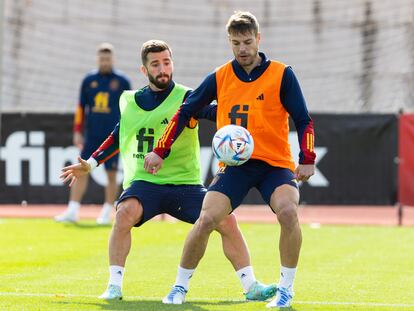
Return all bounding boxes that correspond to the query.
[294,164,315,182]
[144,152,163,175]
[60,156,91,187]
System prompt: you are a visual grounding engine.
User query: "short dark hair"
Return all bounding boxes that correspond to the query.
[226,11,259,36]
[97,42,114,54]
[141,40,172,65]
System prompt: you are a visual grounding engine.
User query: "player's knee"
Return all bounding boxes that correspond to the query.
[275,195,299,226]
[277,204,299,228]
[196,212,217,234]
[215,213,237,234]
[114,200,141,229]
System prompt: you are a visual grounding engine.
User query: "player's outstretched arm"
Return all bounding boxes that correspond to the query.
[60,156,92,187]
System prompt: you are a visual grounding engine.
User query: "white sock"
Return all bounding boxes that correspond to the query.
[101,202,113,215]
[236,266,256,292]
[174,266,194,291]
[67,201,80,215]
[109,265,125,288]
[278,266,297,290]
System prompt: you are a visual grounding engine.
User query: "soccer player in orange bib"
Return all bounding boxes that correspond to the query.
[145,12,316,308]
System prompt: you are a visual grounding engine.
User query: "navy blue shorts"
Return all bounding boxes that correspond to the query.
[117,180,206,227]
[81,137,119,171]
[208,159,298,210]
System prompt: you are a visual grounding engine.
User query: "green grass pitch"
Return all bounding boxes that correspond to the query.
[1,218,414,310]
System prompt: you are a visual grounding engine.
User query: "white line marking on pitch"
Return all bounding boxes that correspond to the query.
[1,292,413,308]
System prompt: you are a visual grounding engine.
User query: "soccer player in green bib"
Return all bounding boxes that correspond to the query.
[60,40,276,303]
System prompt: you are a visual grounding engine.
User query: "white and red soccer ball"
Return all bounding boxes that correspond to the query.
[212,124,254,166]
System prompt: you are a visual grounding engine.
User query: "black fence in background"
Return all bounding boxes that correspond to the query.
[0,113,398,205]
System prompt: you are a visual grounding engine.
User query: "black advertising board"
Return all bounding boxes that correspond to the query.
[0,113,398,205]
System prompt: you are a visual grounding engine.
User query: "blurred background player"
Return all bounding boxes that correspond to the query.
[60,40,276,302]
[55,43,131,224]
[145,11,316,308]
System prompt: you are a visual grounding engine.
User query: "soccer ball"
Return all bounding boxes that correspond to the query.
[212,124,254,166]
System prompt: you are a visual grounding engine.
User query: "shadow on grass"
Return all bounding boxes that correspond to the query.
[59,222,111,229]
[53,299,299,311]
